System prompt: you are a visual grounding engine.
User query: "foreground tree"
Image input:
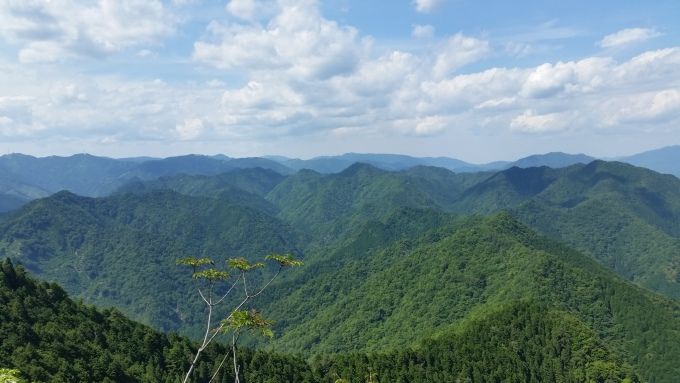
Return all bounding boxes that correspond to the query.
[178,253,302,383]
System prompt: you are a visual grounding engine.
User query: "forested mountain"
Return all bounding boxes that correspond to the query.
[254,214,680,381]
[0,154,291,211]
[0,190,299,336]
[1,258,641,382]
[0,153,138,198]
[262,161,680,301]
[2,147,679,214]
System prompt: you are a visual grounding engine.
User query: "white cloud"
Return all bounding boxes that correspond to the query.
[412,24,435,39]
[432,33,490,79]
[50,83,87,105]
[226,0,276,20]
[175,118,204,140]
[603,89,680,125]
[510,110,571,133]
[194,0,364,80]
[599,27,661,48]
[413,115,448,136]
[413,0,443,13]
[0,0,176,63]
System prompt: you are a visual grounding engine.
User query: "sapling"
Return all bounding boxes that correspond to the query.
[177,253,302,383]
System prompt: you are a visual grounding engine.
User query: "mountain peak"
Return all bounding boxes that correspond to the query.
[338,162,385,176]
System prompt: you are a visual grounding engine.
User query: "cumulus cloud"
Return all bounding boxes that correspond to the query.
[413,0,443,13]
[599,27,661,48]
[603,89,680,126]
[0,0,176,62]
[194,0,365,81]
[432,33,490,79]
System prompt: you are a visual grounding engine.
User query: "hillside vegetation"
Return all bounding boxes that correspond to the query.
[1,259,640,383]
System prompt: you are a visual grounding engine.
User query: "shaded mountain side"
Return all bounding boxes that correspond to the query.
[0,194,29,213]
[1,259,640,383]
[0,191,300,336]
[507,161,680,299]
[450,165,565,214]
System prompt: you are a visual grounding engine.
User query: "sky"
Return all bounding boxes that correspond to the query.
[1,0,679,163]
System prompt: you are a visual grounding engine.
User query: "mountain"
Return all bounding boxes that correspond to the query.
[0,258,319,383]
[619,145,680,177]
[269,153,478,173]
[0,258,640,383]
[0,190,299,336]
[0,154,292,212]
[0,153,137,198]
[267,152,597,174]
[253,214,680,382]
[508,152,595,169]
[121,155,291,179]
[265,163,461,245]
[450,160,680,300]
[115,167,286,214]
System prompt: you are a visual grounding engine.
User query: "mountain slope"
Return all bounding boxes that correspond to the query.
[257,214,680,381]
[1,259,639,383]
[320,301,639,383]
[509,161,680,299]
[115,167,285,214]
[0,153,138,198]
[0,258,220,382]
[0,190,300,336]
[266,164,440,246]
[0,154,291,209]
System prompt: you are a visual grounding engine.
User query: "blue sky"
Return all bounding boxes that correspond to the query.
[0,0,679,162]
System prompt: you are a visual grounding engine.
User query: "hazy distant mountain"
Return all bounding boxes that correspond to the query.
[0,154,292,212]
[267,152,598,174]
[269,153,479,173]
[508,152,595,169]
[619,145,680,177]
[0,153,138,198]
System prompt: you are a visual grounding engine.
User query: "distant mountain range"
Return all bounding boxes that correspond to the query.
[1,146,679,213]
